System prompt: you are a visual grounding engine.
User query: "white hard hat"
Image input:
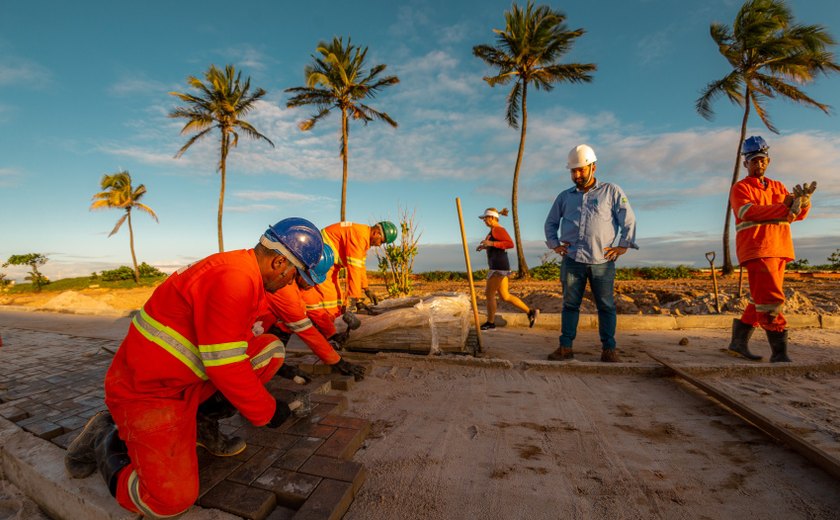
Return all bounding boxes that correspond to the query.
[566,144,597,169]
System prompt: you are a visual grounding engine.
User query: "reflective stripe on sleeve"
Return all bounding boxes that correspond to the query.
[305,300,341,311]
[132,309,207,380]
[735,220,789,232]
[199,342,249,367]
[346,256,366,268]
[737,203,753,220]
[285,318,313,333]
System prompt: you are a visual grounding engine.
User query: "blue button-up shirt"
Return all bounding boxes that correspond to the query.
[544,179,638,264]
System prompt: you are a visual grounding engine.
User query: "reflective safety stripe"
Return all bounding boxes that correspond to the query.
[251,339,285,370]
[132,309,207,380]
[321,232,343,266]
[737,203,752,219]
[305,300,341,311]
[736,220,789,232]
[756,302,784,314]
[199,341,249,367]
[346,256,366,268]
[285,318,312,332]
[128,470,182,518]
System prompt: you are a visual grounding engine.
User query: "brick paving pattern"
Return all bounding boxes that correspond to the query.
[0,326,370,520]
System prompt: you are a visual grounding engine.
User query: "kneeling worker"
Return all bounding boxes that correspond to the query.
[64,218,323,518]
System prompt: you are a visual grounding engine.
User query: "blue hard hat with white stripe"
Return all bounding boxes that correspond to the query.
[741,136,769,159]
[261,217,323,286]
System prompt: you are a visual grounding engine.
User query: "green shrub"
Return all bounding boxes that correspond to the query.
[99,262,164,281]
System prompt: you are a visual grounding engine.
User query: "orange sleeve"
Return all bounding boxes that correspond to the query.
[730,182,792,223]
[491,226,514,249]
[265,284,340,364]
[307,308,337,338]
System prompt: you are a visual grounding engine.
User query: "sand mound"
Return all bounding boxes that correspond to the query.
[41,291,117,315]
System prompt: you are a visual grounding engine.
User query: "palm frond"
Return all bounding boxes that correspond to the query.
[506,81,522,129]
[108,213,128,237]
[696,72,745,119]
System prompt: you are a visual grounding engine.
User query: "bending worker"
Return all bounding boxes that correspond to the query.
[64,218,324,518]
[265,243,366,381]
[320,220,398,313]
[727,136,814,362]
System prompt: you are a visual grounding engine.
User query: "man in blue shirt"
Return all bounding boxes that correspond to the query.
[544,144,638,362]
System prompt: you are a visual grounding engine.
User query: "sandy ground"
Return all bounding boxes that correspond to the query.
[4,310,839,519]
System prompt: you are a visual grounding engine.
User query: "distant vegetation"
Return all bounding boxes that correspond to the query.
[3,264,166,294]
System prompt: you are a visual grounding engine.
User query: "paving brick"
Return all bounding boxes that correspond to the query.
[309,394,347,413]
[273,436,324,471]
[315,427,366,460]
[267,376,331,397]
[319,415,370,432]
[265,506,297,520]
[292,479,353,520]
[228,447,282,485]
[55,415,90,431]
[0,404,28,422]
[293,356,333,376]
[298,455,366,493]
[51,428,82,449]
[197,457,243,498]
[18,418,64,440]
[230,443,263,463]
[200,480,277,520]
[235,425,301,450]
[306,403,339,424]
[253,467,321,509]
[285,421,336,439]
[329,375,354,392]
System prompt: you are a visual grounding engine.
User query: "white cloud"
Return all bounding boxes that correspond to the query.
[216,44,274,71]
[107,74,169,97]
[0,57,51,86]
[234,190,335,203]
[0,167,21,188]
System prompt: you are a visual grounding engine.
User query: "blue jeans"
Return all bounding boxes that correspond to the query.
[560,256,617,350]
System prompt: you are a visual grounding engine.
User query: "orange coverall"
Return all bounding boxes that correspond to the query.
[321,222,372,306]
[104,249,285,517]
[730,176,809,332]
[265,282,341,364]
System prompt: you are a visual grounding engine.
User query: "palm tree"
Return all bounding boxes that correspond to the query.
[90,171,159,283]
[474,1,595,278]
[286,37,399,220]
[170,64,274,252]
[697,0,840,274]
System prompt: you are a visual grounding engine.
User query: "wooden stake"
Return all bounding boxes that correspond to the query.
[738,266,744,298]
[456,197,483,354]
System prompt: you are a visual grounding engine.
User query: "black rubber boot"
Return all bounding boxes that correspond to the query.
[197,393,246,457]
[94,426,131,497]
[64,411,114,479]
[767,329,791,363]
[727,319,762,361]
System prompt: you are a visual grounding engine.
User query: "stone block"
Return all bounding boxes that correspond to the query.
[235,425,301,450]
[273,436,324,471]
[253,467,321,508]
[18,418,64,440]
[267,376,331,398]
[265,506,297,519]
[51,428,81,449]
[315,427,366,460]
[292,479,353,520]
[197,457,243,498]
[0,403,28,422]
[285,421,336,439]
[228,448,282,485]
[330,376,354,392]
[199,480,277,520]
[55,415,89,431]
[309,394,348,411]
[298,455,366,493]
[294,356,333,375]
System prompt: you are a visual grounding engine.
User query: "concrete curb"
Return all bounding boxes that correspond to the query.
[0,417,240,520]
[484,312,833,330]
[0,305,133,318]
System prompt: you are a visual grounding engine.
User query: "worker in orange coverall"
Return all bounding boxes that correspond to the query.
[265,243,366,381]
[64,218,324,518]
[321,220,399,313]
[727,136,815,363]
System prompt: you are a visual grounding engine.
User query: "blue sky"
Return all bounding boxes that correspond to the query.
[2,0,840,282]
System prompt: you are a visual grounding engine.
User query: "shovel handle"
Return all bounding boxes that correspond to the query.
[705,251,716,264]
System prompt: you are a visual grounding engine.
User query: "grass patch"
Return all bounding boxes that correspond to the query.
[6,275,165,294]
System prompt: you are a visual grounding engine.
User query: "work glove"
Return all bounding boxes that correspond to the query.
[349,298,374,315]
[363,288,379,306]
[267,325,292,345]
[792,181,817,207]
[333,359,366,381]
[275,364,311,383]
[267,399,292,428]
[328,330,350,348]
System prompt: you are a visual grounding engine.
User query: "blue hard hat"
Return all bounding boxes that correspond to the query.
[303,244,335,287]
[741,136,769,158]
[262,217,324,286]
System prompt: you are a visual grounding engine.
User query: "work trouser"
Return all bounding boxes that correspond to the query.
[106,334,283,517]
[560,257,617,349]
[740,257,787,332]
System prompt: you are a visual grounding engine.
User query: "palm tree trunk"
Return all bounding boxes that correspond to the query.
[218,132,229,252]
[512,83,530,279]
[341,107,349,222]
[722,88,751,275]
[127,209,139,283]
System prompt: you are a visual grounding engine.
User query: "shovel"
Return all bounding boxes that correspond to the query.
[705,251,721,314]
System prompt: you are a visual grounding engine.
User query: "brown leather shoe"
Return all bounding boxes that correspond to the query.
[600,349,620,363]
[548,347,574,361]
